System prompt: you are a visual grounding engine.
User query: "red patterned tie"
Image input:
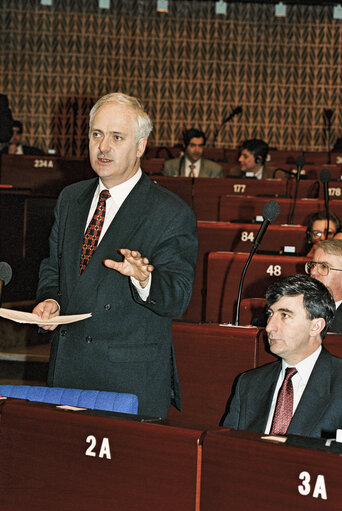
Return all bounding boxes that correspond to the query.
[270,367,297,435]
[79,189,111,274]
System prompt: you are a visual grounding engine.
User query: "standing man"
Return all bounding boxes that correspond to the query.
[306,239,342,332]
[162,128,223,177]
[33,92,198,419]
[223,274,342,439]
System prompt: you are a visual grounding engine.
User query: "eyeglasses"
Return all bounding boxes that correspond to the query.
[305,261,342,276]
[311,230,336,240]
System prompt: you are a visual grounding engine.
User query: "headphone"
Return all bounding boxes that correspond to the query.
[255,155,264,165]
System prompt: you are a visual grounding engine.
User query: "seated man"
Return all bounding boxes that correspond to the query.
[227,138,277,179]
[306,239,342,333]
[162,128,223,178]
[223,274,342,439]
[304,211,341,257]
[0,120,45,155]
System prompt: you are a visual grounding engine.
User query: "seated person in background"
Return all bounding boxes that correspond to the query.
[223,274,342,439]
[162,128,223,177]
[305,211,341,257]
[305,239,342,333]
[0,94,13,143]
[0,120,45,155]
[227,138,277,179]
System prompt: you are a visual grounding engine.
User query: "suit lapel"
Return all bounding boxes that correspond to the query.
[78,173,152,276]
[246,363,281,431]
[287,349,331,436]
[63,179,98,284]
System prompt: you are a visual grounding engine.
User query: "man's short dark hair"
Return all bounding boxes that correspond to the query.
[12,120,23,134]
[240,138,269,164]
[265,274,335,339]
[183,128,206,148]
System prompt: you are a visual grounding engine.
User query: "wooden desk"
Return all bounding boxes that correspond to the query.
[185,222,306,322]
[193,178,287,221]
[219,195,342,225]
[201,428,342,510]
[205,252,309,323]
[169,322,261,427]
[0,399,203,511]
[149,175,193,208]
[0,154,87,195]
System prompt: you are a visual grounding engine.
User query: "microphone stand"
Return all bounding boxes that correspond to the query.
[234,201,280,326]
[213,107,242,145]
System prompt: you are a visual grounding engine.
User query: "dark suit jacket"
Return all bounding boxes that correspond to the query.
[162,156,223,177]
[329,304,342,333]
[37,172,198,418]
[223,347,342,438]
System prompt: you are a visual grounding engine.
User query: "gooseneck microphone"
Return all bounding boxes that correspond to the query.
[288,156,305,225]
[214,106,242,143]
[234,201,280,326]
[320,168,331,239]
[0,261,12,306]
[235,200,280,326]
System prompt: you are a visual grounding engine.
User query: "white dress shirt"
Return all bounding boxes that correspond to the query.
[184,157,200,177]
[85,169,151,300]
[264,345,322,434]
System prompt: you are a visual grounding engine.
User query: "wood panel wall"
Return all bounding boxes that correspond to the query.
[1,0,341,156]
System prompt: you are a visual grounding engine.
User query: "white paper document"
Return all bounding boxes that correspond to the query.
[0,308,92,325]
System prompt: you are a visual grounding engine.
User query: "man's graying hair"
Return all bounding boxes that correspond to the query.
[89,92,153,142]
[266,274,335,340]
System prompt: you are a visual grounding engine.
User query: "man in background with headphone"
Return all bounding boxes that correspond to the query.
[228,138,276,179]
[162,128,223,178]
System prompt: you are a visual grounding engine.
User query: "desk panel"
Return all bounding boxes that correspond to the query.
[205,252,309,324]
[201,429,342,510]
[0,154,87,195]
[185,222,306,322]
[0,400,203,511]
[219,196,342,225]
[169,322,259,427]
[149,175,193,208]
[193,178,287,221]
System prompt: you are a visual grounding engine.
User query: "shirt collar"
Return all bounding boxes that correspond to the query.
[281,345,322,385]
[98,168,142,208]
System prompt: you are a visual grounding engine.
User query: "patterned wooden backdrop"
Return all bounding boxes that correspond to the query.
[0,0,341,156]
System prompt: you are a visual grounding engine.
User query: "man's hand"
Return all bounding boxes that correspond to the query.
[103,249,154,288]
[32,299,60,331]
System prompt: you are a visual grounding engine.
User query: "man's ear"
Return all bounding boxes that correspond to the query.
[310,317,326,337]
[137,137,147,158]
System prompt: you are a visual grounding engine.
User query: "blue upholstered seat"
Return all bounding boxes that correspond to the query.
[0,385,138,414]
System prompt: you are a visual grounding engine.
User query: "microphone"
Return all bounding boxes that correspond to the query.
[320,168,331,239]
[0,262,12,306]
[253,201,281,249]
[295,155,305,181]
[222,106,243,124]
[288,156,305,224]
[234,201,280,326]
[214,106,242,143]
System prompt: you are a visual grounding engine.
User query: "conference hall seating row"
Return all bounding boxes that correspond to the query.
[1,323,342,510]
[3,395,342,510]
[151,175,342,221]
[144,145,342,166]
